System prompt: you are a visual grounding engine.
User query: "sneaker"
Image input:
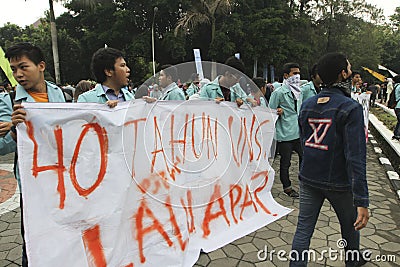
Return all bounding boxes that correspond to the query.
[284,189,299,198]
[392,136,400,141]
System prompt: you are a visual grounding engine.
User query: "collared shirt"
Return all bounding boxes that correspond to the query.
[77,84,134,103]
[102,85,125,102]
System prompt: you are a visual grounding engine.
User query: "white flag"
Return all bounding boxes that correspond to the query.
[378,64,398,77]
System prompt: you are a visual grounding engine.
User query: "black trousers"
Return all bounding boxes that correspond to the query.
[278,138,303,190]
[20,193,28,267]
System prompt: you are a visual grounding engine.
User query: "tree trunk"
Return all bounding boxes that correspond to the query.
[49,0,61,84]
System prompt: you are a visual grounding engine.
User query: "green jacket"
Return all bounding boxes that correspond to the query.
[160,83,185,100]
[186,83,200,97]
[77,83,134,103]
[199,77,247,102]
[268,84,300,141]
[247,93,267,107]
[395,84,400,109]
[300,81,318,104]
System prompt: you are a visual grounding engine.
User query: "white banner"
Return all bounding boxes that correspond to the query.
[17,100,291,267]
[352,93,371,140]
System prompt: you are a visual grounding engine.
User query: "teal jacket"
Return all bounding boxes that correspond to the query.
[268,84,300,141]
[186,83,200,97]
[0,93,12,122]
[77,83,134,103]
[0,82,65,188]
[395,84,400,109]
[0,92,14,156]
[160,83,185,100]
[247,93,267,107]
[199,77,247,102]
[300,81,318,104]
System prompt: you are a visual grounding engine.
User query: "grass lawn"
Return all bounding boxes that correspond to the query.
[369,107,397,131]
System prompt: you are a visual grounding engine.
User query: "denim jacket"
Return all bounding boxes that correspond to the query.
[298,87,369,207]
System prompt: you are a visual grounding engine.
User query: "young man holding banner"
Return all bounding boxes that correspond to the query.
[77,47,134,106]
[199,56,251,107]
[0,42,66,267]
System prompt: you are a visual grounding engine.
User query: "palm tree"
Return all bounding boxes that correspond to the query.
[175,0,232,79]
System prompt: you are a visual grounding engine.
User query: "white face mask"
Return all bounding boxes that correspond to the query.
[287,74,301,87]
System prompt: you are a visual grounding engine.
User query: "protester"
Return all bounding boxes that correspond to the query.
[144,64,185,102]
[269,62,302,198]
[135,84,150,99]
[0,42,66,267]
[366,83,379,108]
[264,83,274,103]
[391,75,400,140]
[250,77,267,107]
[291,52,369,266]
[200,56,250,107]
[186,73,201,98]
[149,83,162,99]
[386,78,394,106]
[77,47,134,107]
[73,79,92,102]
[157,64,185,100]
[300,63,322,104]
[0,92,12,137]
[380,82,387,103]
[351,71,362,93]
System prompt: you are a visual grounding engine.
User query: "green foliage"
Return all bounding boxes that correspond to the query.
[370,107,397,131]
[0,0,399,84]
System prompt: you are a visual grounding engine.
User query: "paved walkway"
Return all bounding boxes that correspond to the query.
[0,139,399,266]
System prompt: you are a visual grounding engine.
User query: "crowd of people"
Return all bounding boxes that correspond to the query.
[4,42,399,267]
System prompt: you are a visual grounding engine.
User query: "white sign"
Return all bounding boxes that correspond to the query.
[352,92,371,140]
[18,100,290,267]
[193,49,204,80]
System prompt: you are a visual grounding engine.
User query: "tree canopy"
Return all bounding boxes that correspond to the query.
[1,0,399,85]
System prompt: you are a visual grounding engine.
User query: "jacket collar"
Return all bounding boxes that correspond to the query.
[320,87,348,96]
[15,81,58,102]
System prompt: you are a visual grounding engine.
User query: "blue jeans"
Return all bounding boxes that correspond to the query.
[394,108,400,138]
[290,182,360,267]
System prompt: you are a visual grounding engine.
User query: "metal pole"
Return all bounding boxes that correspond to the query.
[152,7,158,77]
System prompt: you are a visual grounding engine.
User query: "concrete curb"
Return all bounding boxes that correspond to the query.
[367,128,400,200]
[369,103,400,199]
